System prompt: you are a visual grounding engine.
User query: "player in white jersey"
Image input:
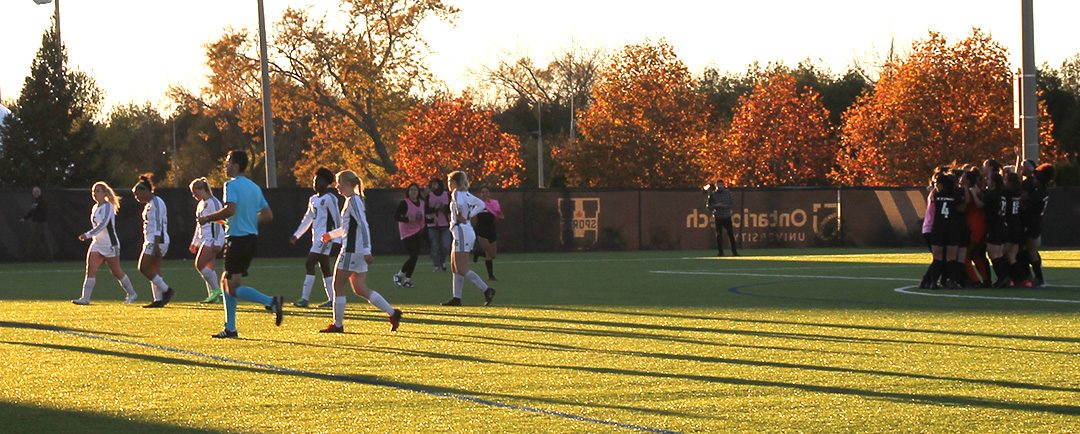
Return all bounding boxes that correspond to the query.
[132,174,177,308]
[289,168,341,308]
[189,178,226,304]
[441,171,496,306]
[72,182,138,305]
[318,170,401,333]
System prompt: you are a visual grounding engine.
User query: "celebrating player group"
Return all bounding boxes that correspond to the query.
[71,150,496,338]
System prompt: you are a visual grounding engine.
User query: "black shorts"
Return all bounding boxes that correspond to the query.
[1023,218,1043,239]
[929,227,958,247]
[475,213,497,242]
[1005,222,1025,245]
[986,223,1007,245]
[224,235,258,278]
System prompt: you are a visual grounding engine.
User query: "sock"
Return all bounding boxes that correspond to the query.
[150,280,162,301]
[465,271,489,291]
[928,260,944,285]
[452,274,464,298]
[323,276,334,301]
[991,258,1007,283]
[948,261,963,284]
[1032,260,1044,282]
[200,267,220,294]
[152,275,169,294]
[236,286,273,306]
[485,260,494,278]
[367,291,395,315]
[223,291,237,332]
[80,277,96,301]
[301,274,316,301]
[1010,262,1023,282]
[333,296,347,327]
[118,274,136,296]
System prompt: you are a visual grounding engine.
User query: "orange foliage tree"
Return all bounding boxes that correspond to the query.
[393,97,524,188]
[558,40,710,188]
[719,72,834,186]
[834,29,1062,186]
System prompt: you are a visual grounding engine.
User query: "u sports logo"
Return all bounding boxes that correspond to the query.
[558,198,601,247]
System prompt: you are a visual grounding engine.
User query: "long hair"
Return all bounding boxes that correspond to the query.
[93,182,121,214]
[447,170,469,191]
[336,170,365,198]
[188,177,214,198]
[133,173,155,192]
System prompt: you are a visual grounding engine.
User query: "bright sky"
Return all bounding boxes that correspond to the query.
[1,0,1077,112]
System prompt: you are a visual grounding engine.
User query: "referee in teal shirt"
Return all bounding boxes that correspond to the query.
[198,150,283,338]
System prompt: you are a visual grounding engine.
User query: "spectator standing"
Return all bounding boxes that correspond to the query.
[706,180,739,257]
[21,186,53,261]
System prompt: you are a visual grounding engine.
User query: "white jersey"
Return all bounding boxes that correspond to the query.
[84,202,119,249]
[142,195,170,245]
[293,192,341,242]
[449,190,486,227]
[193,196,225,246]
[326,194,371,255]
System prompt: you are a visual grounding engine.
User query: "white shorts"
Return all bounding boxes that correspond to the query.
[451,224,475,253]
[310,239,337,256]
[335,252,369,273]
[90,244,120,258]
[196,239,225,251]
[142,241,169,257]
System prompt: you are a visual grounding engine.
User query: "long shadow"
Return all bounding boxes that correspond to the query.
[0,400,220,434]
[357,344,1080,416]
[398,309,1080,356]
[403,330,1080,394]
[1,339,694,420]
[0,321,139,338]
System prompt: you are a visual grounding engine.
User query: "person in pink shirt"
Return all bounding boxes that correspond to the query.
[473,185,504,281]
[393,183,426,288]
[425,178,451,271]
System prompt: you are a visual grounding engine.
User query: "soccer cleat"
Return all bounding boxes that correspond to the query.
[441,297,462,306]
[160,287,175,306]
[319,323,343,333]
[732,252,741,257]
[389,309,402,332]
[317,300,334,308]
[71,298,90,306]
[293,298,310,308]
[142,300,166,308]
[271,296,284,326]
[393,272,404,287]
[403,278,414,288]
[124,293,138,304]
[1017,279,1034,288]
[483,287,496,306]
[211,329,238,339]
[433,266,441,273]
[200,290,222,304]
[1034,280,1047,288]
[717,252,725,257]
[488,275,498,282]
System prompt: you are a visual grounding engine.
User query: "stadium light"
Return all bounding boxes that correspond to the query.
[257,0,278,188]
[33,0,60,43]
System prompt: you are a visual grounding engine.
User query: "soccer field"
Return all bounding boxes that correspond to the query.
[1,248,1078,433]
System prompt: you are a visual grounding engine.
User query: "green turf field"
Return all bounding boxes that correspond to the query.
[1,248,1078,433]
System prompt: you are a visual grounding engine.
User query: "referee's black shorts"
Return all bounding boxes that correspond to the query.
[224,235,258,278]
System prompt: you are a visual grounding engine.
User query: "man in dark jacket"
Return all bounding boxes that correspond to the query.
[706,180,738,257]
[20,186,53,261]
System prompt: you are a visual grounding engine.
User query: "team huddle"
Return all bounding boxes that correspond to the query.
[71,150,497,338]
[920,157,1055,289]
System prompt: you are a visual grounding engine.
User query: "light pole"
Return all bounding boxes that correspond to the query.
[1019,0,1039,163]
[536,100,545,189]
[257,0,278,187]
[32,0,59,46]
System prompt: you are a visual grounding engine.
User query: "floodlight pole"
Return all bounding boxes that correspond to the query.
[1020,0,1038,163]
[537,101,545,189]
[257,0,278,187]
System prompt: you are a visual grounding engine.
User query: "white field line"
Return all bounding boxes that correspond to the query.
[893,285,1080,304]
[650,270,920,282]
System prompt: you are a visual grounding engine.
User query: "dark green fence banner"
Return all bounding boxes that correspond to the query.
[1,186,1075,261]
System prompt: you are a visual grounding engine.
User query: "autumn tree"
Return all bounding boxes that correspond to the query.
[393,97,524,188]
[834,30,1063,186]
[559,40,710,188]
[718,72,834,186]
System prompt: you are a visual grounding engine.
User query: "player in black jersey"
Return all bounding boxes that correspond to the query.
[983,173,1010,287]
[1022,164,1055,287]
[1000,172,1026,287]
[927,173,967,289]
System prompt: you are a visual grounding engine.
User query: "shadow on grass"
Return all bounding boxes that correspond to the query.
[0,400,219,434]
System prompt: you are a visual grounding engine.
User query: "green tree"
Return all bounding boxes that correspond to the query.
[0,26,102,188]
[95,103,171,187]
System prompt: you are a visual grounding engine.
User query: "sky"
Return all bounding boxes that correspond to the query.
[1,0,1078,112]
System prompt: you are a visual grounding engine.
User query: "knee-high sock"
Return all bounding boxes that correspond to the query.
[991,258,1008,283]
[1032,260,1044,282]
[367,291,395,315]
[323,276,334,301]
[223,291,238,332]
[948,261,964,284]
[300,274,316,300]
[465,270,489,291]
[928,260,944,285]
[200,267,220,294]
[333,296,346,327]
[452,274,464,298]
[236,286,273,306]
[151,275,169,299]
[150,279,163,301]
[117,274,136,296]
[80,277,96,301]
[485,260,494,278]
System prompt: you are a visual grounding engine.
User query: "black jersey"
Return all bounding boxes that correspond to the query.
[1021,180,1048,220]
[1004,190,1023,225]
[932,189,961,228]
[984,190,1005,226]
